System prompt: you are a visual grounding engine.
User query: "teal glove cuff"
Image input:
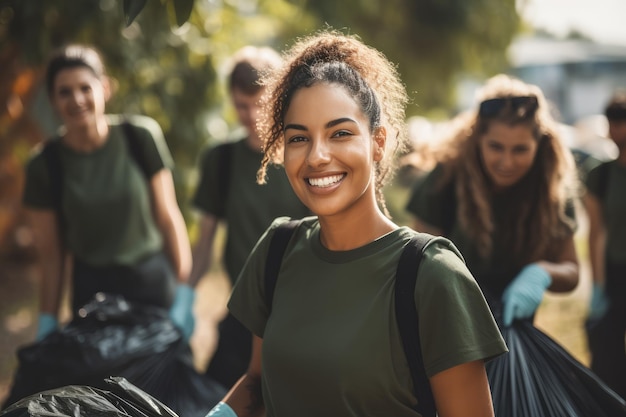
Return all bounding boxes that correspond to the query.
[36,313,58,341]
[502,263,551,327]
[169,284,196,341]
[206,402,238,417]
[174,283,195,305]
[589,282,609,319]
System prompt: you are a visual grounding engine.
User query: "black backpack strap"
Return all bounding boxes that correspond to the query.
[41,139,65,231]
[395,234,437,417]
[121,119,152,179]
[264,219,302,313]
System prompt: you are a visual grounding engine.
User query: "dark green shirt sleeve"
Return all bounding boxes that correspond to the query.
[22,148,54,209]
[192,143,231,218]
[416,239,507,377]
[123,115,174,177]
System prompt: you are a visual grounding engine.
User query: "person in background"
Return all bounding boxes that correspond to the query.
[189,45,310,389]
[584,90,626,399]
[22,44,194,341]
[406,74,580,327]
[205,30,507,417]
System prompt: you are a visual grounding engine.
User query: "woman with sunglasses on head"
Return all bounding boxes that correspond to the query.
[406,74,580,328]
[204,30,508,417]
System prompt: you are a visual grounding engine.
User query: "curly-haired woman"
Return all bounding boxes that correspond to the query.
[205,30,507,417]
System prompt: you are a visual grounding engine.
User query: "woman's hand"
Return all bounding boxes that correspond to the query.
[210,336,265,417]
[26,208,65,339]
[501,263,552,326]
[36,312,58,341]
[169,283,196,341]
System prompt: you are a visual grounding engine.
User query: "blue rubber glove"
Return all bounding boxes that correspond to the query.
[206,402,237,417]
[169,284,196,341]
[36,313,58,341]
[502,263,552,326]
[588,282,609,320]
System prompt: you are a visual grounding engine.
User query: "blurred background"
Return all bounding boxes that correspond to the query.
[1,0,625,404]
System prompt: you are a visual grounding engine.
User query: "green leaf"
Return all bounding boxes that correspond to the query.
[123,0,147,26]
[173,0,194,27]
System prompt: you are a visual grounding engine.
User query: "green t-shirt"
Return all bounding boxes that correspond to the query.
[405,164,577,297]
[22,114,173,266]
[585,160,626,263]
[192,138,310,283]
[228,217,507,417]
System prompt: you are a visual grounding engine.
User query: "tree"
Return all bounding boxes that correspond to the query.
[296,0,520,117]
[0,0,520,237]
[0,0,313,216]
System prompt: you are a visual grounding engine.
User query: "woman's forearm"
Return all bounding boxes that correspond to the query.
[27,209,65,316]
[189,214,219,287]
[159,208,192,282]
[222,373,265,417]
[536,259,579,292]
[151,170,192,283]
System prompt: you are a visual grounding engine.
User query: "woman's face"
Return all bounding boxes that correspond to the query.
[479,121,538,190]
[282,83,384,218]
[51,66,109,130]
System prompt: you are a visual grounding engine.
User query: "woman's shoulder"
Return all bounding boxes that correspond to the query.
[24,137,63,173]
[399,229,474,284]
[399,227,463,259]
[108,113,159,128]
[108,114,173,170]
[266,215,318,235]
[107,114,164,142]
[201,139,242,164]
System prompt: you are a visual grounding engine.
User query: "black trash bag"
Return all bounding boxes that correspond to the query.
[0,376,179,417]
[487,320,626,417]
[2,294,226,417]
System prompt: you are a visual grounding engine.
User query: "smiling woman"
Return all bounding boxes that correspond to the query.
[404,73,593,414]
[406,74,579,289]
[23,44,193,340]
[203,30,508,417]
[12,44,199,396]
[281,83,385,225]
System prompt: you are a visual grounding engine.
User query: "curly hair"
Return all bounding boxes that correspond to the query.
[436,74,578,263]
[255,29,409,217]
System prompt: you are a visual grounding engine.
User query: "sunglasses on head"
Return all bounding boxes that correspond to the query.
[478,96,539,118]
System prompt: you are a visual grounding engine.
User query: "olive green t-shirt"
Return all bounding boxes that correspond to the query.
[192,138,310,283]
[585,160,626,263]
[229,217,507,417]
[22,114,173,266]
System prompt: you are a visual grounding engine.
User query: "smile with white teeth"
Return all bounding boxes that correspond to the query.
[307,174,344,188]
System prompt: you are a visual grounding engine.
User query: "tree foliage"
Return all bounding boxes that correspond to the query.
[0,0,314,216]
[295,0,520,116]
[0,0,520,229]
